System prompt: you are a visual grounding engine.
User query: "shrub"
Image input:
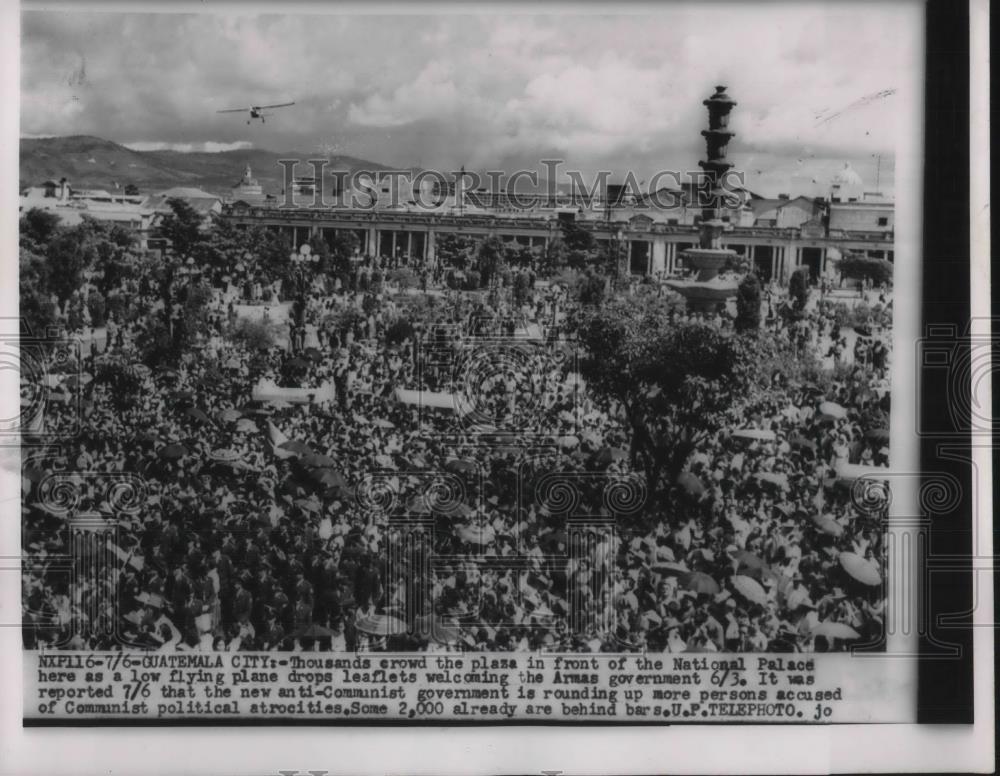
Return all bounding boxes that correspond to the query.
[225,318,278,351]
[735,273,762,332]
[789,267,810,310]
[86,290,107,327]
[838,254,893,285]
[385,318,415,346]
[388,268,418,289]
[578,273,606,307]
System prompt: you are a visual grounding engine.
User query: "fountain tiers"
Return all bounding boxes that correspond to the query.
[666,86,743,312]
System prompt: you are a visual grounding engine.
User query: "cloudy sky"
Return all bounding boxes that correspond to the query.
[20,4,920,196]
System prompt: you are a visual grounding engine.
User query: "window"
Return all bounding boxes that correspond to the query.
[877,217,889,226]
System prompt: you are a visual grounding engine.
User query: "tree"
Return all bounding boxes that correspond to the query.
[511,271,532,308]
[735,272,762,332]
[578,272,606,307]
[577,292,760,497]
[837,254,893,286]
[789,266,810,310]
[154,198,206,258]
[180,281,215,340]
[387,268,419,289]
[45,231,91,307]
[385,318,415,346]
[539,237,568,276]
[20,208,62,247]
[560,220,595,253]
[435,233,476,271]
[224,318,279,351]
[124,184,140,196]
[326,231,360,279]
[476,236,505,287]
[503,240,534,269]
[19,247,58,336]
[94,362,145,413]
[86,290,107,327]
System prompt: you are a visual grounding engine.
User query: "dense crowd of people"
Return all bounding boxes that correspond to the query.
[22,231,892,655]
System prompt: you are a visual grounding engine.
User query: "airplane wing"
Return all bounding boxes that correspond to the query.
[258,102,295,110]
[217,107,250,113]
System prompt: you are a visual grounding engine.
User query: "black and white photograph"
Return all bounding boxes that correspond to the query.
[1,0,992,773]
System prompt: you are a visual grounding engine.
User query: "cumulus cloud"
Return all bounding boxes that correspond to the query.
[20,5,920,195]
[123,140,254,152]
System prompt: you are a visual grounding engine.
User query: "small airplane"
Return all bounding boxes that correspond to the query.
[217,102,295,124]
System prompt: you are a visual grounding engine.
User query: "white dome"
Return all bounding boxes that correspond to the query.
[832,163,863,187]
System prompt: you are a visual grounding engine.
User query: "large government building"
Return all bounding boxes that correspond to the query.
[222,164,894,284]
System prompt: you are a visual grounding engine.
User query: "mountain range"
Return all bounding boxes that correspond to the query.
[19,135,392,196]
[20,135,570,197]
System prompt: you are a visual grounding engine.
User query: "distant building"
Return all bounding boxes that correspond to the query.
[145,186,223,225]
[828,200,894,235]
[20,177,155,235]
[829,163,865,203]
[230,163,266,206]
[749,195,823,229]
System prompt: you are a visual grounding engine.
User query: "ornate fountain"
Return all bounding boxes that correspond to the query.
[665,85,743,311]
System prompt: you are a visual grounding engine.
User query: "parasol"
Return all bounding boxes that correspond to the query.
[865,428,890,443]
[732,428,776,442]
[789,435,817,453]
[22,465,47,484]
[650,561,689,577]
[811,620,861,640]
[61,372,93,388]
[235,418,258,434]
[355,612,407,636]
[413,614,462,645]
[278,440,313,455]
[135,592,164,608]
[731,574,768,606]
[445,459,478,475]
[455,524,496,545]
[309,468,347,489]
[294,497,322,514]
[734,551,768,579]
[218,408,243,424]
[812,514,845,537]
[295,623,335,639]
[676,472,706,496]
[210,449,241,463]
[405,496,432,515]
[839,552,881,586]
[682,571,720,595]
[158,443,188,460]
[754,472,789,490]
[372,418,396,429]
[184,407,212,424]
[818,401,848,420]
[594,447,629,466]
[302,452,337,468]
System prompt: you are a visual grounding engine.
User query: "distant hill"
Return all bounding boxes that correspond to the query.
[19,135,392,197]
